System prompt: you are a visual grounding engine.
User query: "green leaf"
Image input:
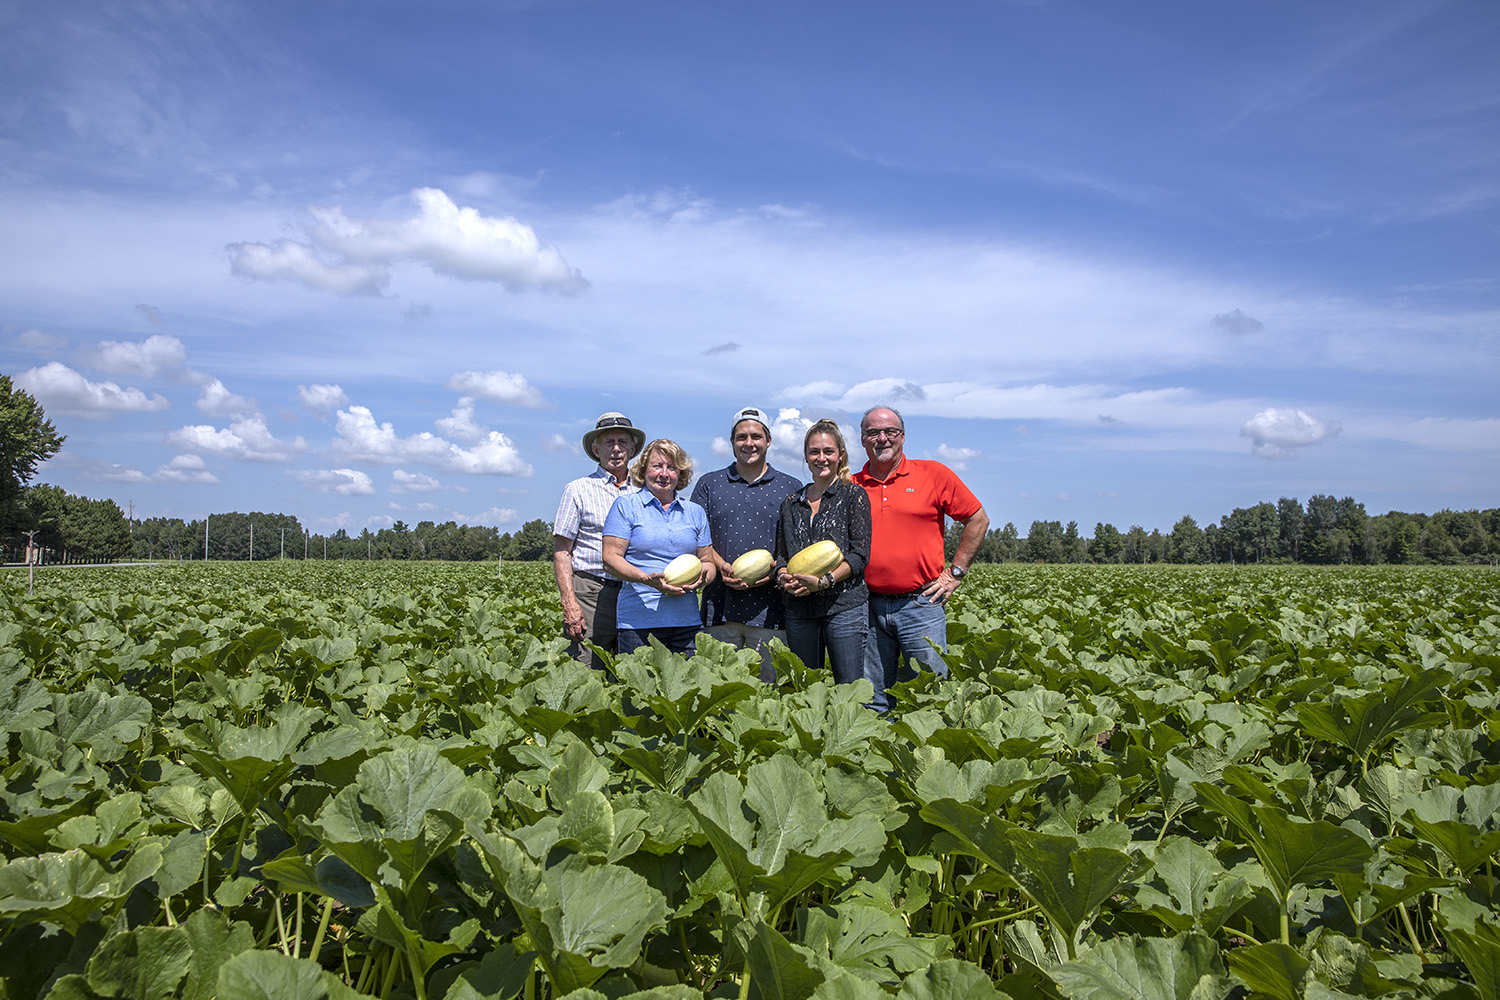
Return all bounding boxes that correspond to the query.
[734,913,825,1000]
[1193,783,1372,905]
[894,960,1009,1000]
[1294,668,1448,764]
[1225,942,1310,1000]
[215,949,363,1000]
[84,926,192,1000]
[922,798,1140,956]
[1443,919,1500,1000]
[181,909,257,1000]
[1050,934,1232,1000]
[434,940,536,1000]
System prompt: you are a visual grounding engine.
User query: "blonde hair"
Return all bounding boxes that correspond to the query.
[630,438,694,490]
[804,420,852,484]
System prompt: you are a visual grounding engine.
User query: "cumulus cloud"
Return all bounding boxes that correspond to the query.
[227,240,389,295]
[195,378,258,417]
[1240,407,1342,458]
[168,414,307,462]
[135,304,162,326]
[446,370,551,408]
[391,469,442,493]
[79,461,151,484]
[86,334,187,377]
[155,454,219,485]
[435,397,488,442]
[934,444,980,471]
[544,433,580,455]
[225,187,588,296]
[15,362,169,416]
[710,407,843,466]
[470,506,521,527]
[290,468,376,495]
[332,405,533,476]
[298,383,350,416]
[1211,309,1265,335]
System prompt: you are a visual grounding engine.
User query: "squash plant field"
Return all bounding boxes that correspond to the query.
[2,562,1499,1000]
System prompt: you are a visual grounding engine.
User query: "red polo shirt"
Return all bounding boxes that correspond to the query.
[854,458,982,594]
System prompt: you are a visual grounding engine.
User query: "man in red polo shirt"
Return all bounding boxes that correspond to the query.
[854,406,989,712]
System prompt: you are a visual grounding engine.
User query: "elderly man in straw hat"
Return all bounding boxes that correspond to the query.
[553,412,646,669]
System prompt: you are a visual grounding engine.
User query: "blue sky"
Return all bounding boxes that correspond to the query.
[2,0,1496,537]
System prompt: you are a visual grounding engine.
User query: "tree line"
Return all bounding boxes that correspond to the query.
[127,514,557,563]
[947,496,1500,566]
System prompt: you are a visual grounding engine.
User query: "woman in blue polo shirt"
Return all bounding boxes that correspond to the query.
[602,438,716,655]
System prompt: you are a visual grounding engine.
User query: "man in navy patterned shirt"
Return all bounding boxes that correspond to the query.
[690,406,800,681]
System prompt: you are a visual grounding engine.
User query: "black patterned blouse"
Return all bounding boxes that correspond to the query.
[773,478,872,618]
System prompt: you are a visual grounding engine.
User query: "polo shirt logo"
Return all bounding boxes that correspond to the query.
[906,488,915,492]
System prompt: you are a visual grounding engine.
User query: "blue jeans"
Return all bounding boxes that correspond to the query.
[864,592,949,712]
[786,603,868,686]
[617,626,698,656]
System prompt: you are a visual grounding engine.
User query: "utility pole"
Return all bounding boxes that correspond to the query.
[23,529,38,595]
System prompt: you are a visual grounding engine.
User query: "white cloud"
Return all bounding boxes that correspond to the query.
[14,362,169,415]
[934,443,980,471]
[154,454,219,484]
[86,334,187,377]
[434,397,487,442]
[298,383,350,416]
[331,405,532,476]
[225,187,588,296]
[544,432,580,455]
[470,506,520,527]
[391,469,442,493]
[83,462,151,484]
[226,239,389,295]
[290,468,376,495]
[1240,407,1342,458]
[446,370,551,408]
[15,329,67,353]
[168,414,307,462]
[709,407,848,468]
[195,378,258,417]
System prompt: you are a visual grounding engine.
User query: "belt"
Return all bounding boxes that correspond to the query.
[874,582,936,599]
[573,570,621,586]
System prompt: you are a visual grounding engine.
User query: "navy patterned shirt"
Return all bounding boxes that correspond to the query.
[774,478,871,618]
[690,463,801,628]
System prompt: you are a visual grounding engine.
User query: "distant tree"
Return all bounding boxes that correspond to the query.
[1025,520,1064,562]
[1090,522,1123,563]
[1122,525,1150,564]
[1,374,65,535]
[1062,521,1086,563]
[505,519,554,562]
[1276,497,1304,560]
[1168,515,1205,563]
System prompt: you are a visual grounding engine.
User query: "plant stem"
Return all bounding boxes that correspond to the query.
[308,895,335,966]
[1398,901,1430,964]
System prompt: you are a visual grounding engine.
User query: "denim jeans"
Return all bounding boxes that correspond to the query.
[786,603,868,686]
[864,592,949,712]
[617,626,698,657]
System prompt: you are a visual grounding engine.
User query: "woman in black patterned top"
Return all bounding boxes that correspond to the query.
[774,420,872,686]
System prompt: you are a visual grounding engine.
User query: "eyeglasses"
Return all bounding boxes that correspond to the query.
[861,428,903,440]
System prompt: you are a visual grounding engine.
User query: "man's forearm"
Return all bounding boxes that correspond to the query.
[952,508,990,568]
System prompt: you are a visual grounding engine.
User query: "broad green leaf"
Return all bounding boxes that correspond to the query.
[216,949,363,1000]
[1294,669,1448,765]
[1443,918,1500,1000]
[1050,933,1232,1000]
[1225,942,1309,1000]
[734,913,825,1000]
[894,960,1008,1000]
[434,940,535,1000]
[182,909,257,1000]
[84,926,192,1000]
[922,798,1140,956]
[1193,783,1372,905]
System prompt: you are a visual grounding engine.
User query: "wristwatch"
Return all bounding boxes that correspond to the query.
[949,564,967,580]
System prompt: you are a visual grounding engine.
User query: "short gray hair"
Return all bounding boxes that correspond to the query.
[860,405,904,431]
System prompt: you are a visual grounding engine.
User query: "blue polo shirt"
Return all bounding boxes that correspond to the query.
[690,463,801,629]
[603,491,713,630]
